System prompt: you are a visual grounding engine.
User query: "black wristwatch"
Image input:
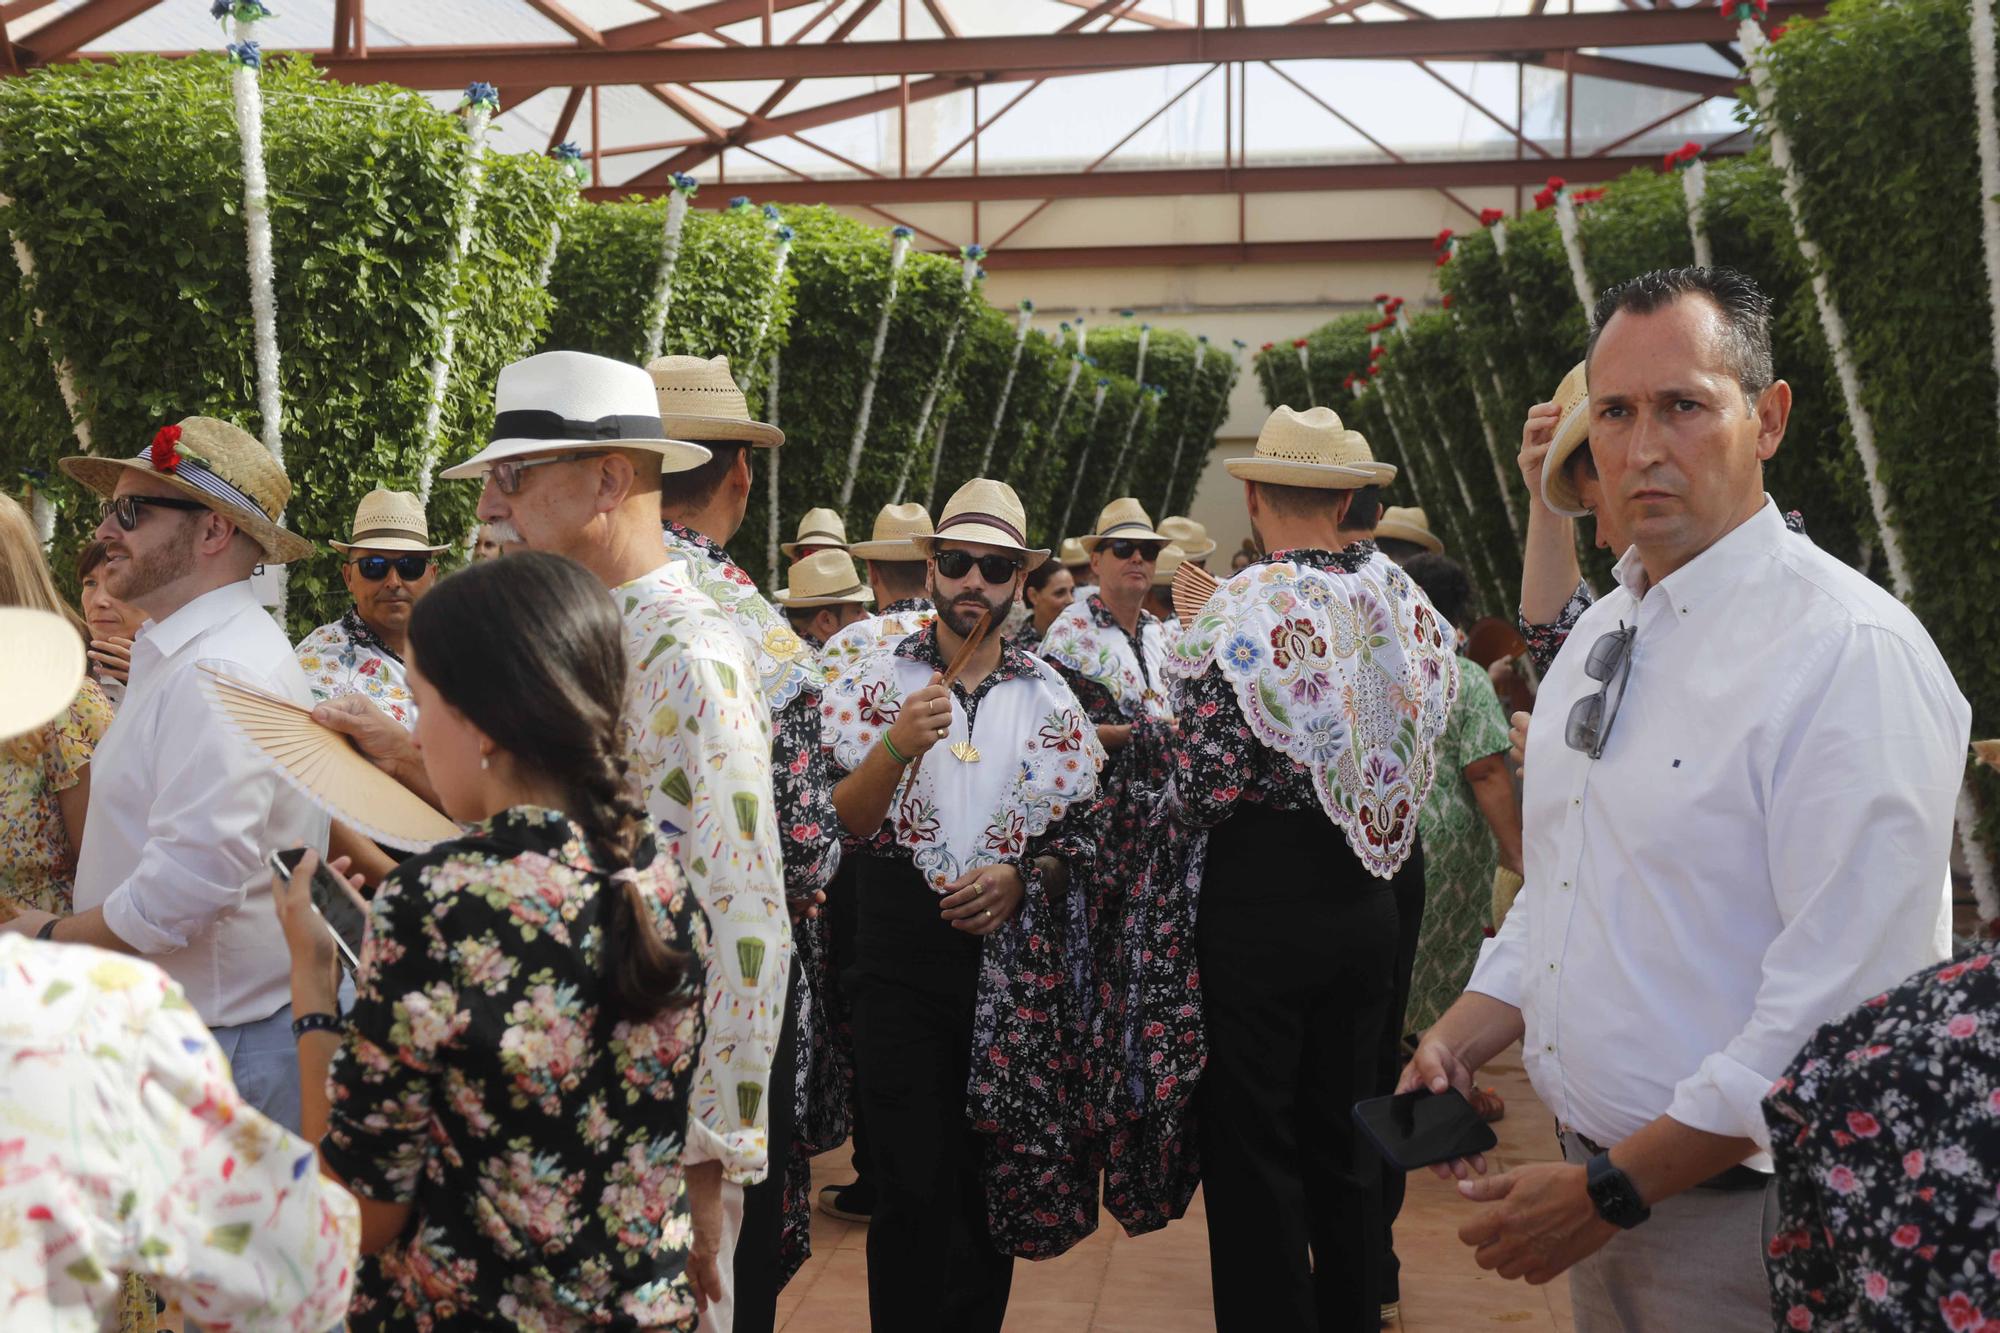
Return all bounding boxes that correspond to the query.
[1585,1152,1651,1229]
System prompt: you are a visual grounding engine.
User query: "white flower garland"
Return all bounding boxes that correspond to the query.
[1105,323,1152,487]
[1036,354,1085,480]
[1,198,92,455]
[1455,318,1523,543]
[892,247,978,503]
[1294,339,1316,407]
[760,221,795,577]
[1054,378,1112,537]
[1681,158,1715,269]
[522,216,564,356]
[1170,340,1241,515]
[1158,335,1209,510]
[1554,190,1595,319]
[641,177,699,363]
[415,86,496,506]
[1971,0,2000,463]
[923,405,954,510]
[838,228,912,508]
[225,11,285,613]
[975,299,1035,474]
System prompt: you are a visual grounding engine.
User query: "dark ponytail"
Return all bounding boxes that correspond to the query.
[407,551,690,1022]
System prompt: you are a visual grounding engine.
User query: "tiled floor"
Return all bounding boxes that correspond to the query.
[777,1045,1574,1332]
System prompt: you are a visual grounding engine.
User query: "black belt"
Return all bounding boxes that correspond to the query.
[1570,1132,1769,1194]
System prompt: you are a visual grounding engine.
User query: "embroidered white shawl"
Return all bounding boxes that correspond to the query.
[818,605,936,683]
[1037,597,1174,722]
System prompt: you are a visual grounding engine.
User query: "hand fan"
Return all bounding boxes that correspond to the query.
[1172,561,1220,625]
[1976,739,2000,773]
[908,606,993,783]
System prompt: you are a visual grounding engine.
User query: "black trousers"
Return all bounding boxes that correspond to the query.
[1197,803,1403,1333]
[1379,847,1426,1304]
[732,951,802,1333]
[826,858,872,1186]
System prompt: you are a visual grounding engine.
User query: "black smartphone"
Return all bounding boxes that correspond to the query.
[1352,1088,1499,1172]
[270,847,366,974]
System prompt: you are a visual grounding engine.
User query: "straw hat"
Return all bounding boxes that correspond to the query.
[0,608,85,743]
[62,417,314,564]
[1158,515,1217,560]
[438,351,710,481]
[647,354,784,448]
[1375,506,1445,555]
[1152,543,1188,587]
[1226,405,1396,489]
[774,550,876,608]
[1059,537,1089,569]
[329,488,448,554]
[847,502,934,562]
[1079,497,1168,553]
[1541,361,1593,519]
[916,478,1049,570]
[781,507,850,559]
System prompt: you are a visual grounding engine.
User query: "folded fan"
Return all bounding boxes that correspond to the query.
[200,666,459,850]
[1172,561,1220,624]
[1976,739,2000,772]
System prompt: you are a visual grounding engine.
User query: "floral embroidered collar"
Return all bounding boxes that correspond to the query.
[1262,543,1375,576]
[1038,591,1171,720]
[339,608,404,665]
[661,518,815,711]
[663,518,734,569]
[882,596,933,617]
[896,616,1043,696]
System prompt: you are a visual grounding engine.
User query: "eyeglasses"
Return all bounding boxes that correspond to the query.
[1565,622,1636,759]
[487,451,607,496]
[1104,539,1162,562]
[351,553,431,582]
[98,495,209,531]
[933,549,1023,584]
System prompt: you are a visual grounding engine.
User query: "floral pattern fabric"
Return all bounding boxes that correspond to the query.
[661,522,815,716]
[1037,593,1175,723]
[615,561,788,1185]
[1764,946,2000,1333]
[818,597,935,683]
[1166,545,1458,878]
[325,806,707,1331]
[1,676,111,914]
[0,934,357,1332]
[295,610,417,730]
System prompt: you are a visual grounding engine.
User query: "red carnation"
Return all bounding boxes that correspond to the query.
[1386,296,1404,312]
[1433,228,1455,249]
[1368,346,1385,360]
[1436,252,1451,267]
[1442,293,1454,308]
[1770,21,1787,37]
[1293,338,1309,348]
[150,424,183,474]
[1533,188,1557,211]
[1260,341,1275,352]
[1365,364,1380,378]
[1574,187,1606,203]
[1545,175,1566,192]
[1373,292,1390,304]
[1342,374,1356,390]
[1480,207,1506,226]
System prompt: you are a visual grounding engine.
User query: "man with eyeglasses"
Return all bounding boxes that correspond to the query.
[821,478,1106,1331]
[293,489,442,731]
[1404,268,1971,1332]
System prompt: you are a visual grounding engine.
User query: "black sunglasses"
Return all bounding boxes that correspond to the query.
[1104,538,1163,562]
[933,549,1023,584]
[1565,622,1636,759]
[99,495,208,531]
[352,554,431,582]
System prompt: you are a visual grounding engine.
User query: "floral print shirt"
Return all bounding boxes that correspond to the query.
[0,935,358,1332]
[1,676,111,914]
[614,561,788,1186]
[295,610,417,730]
[818,597,936,682]
[1763,946,2000,1333]
[324,807,707,1331]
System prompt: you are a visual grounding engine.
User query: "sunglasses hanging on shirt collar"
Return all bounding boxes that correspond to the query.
[1565,622,1636,759]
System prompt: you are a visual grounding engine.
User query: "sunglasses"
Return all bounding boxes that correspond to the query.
[488,451,607,496]
[1565,622,1636,759]
[99,495,208,531]
[351,554,431,582]
[933,549,1023,584]
[1103,539,1162,562]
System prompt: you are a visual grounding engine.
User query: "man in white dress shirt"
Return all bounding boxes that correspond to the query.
[2,416,329,1132]
[1403,268,1971,1331]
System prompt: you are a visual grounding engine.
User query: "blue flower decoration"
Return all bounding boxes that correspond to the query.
[1232,339,1248,350]
[550,142,589,182]
[976,267,987,280]
[1223,632,1263,672]
[891,225,914,239]
[761,202,781,218]
[214,0,273,24]
[1019,299,1034,313]
[1097,377,1110,387]
[459,81,500,112]
[728,195,752,209]
[1198,334,1210,344]
[1119,308,1135,318]
[962,242,986,260]
[225,40,261,68]
[776,224,796,242]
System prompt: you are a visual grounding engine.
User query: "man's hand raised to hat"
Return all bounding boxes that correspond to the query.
[887,673,953,762]
[1518,401,1563,516]
[313,694,441,808]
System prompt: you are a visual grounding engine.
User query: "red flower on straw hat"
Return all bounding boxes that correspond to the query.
[1479,207,1506,226]
[150,425,184,473]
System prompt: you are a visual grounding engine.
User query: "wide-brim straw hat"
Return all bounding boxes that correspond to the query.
[781,507,850,560]
[848,501,934,561]
[1226,405,1396,489]
[774,549,876,608]
[648,353,785,448]
[916,478,1050,570]
[1079,497,1169,553]
[1059,537,1089,569]
[1541,361,1593,519]
[1375,506,1445,555]
[439,351,710,480]
[330,487,448,554]
[0,608,85,742]
[61,416,314,564]
[1152,543,1188,587]
[1158,515,1217,560]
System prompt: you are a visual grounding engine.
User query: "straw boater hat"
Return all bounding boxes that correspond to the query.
[1152,543,1188,587]
[0,608,85,743]
[1226,405,1396,489]
[329,488,449,554]
[1158,515,1217,560]
[781,507,850,560]
[1541,361,1593,519]
[1079,497,1169,553]
[847,502,935,562]
[774,549,876,609]
[1375,506,1445,555]
[1059,537,1089,569]
[438,351,709,481]
[647,353,785,448]
[61,416,314,564]
[917,478,1049,570]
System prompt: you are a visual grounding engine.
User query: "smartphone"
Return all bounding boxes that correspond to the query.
[1351,1087,1499,1172]
[270,847,366,974]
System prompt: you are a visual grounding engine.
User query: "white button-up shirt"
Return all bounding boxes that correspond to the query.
[73,581,329,1029]
[1468,500,1968,1168]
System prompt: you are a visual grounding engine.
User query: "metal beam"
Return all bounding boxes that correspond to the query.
[522,0,603,46]
[15,0,163,64]
[584,151,1718,203]
[977,237,1437,269]
[1523,50,1737,100]
[223,6,1827,90]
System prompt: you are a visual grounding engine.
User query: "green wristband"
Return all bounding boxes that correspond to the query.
[882,732,912,767]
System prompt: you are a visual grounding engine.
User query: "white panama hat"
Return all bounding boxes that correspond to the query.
[439,351,710,480]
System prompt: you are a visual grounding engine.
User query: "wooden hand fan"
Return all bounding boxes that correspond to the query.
[1172,561,1220,625]
[200,666,459,850]
[907,606,992,784]
[1976,739,2000,773]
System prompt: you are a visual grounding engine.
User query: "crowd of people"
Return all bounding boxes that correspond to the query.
[0,264,1994,1333]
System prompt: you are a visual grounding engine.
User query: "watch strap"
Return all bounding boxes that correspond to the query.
[1585,1151,1652,1229]
[291,1011,343,1039]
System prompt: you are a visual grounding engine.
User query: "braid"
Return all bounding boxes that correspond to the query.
[572,728,688,1023]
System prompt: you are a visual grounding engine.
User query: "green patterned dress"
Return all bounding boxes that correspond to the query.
[1405,657,1513,1034]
